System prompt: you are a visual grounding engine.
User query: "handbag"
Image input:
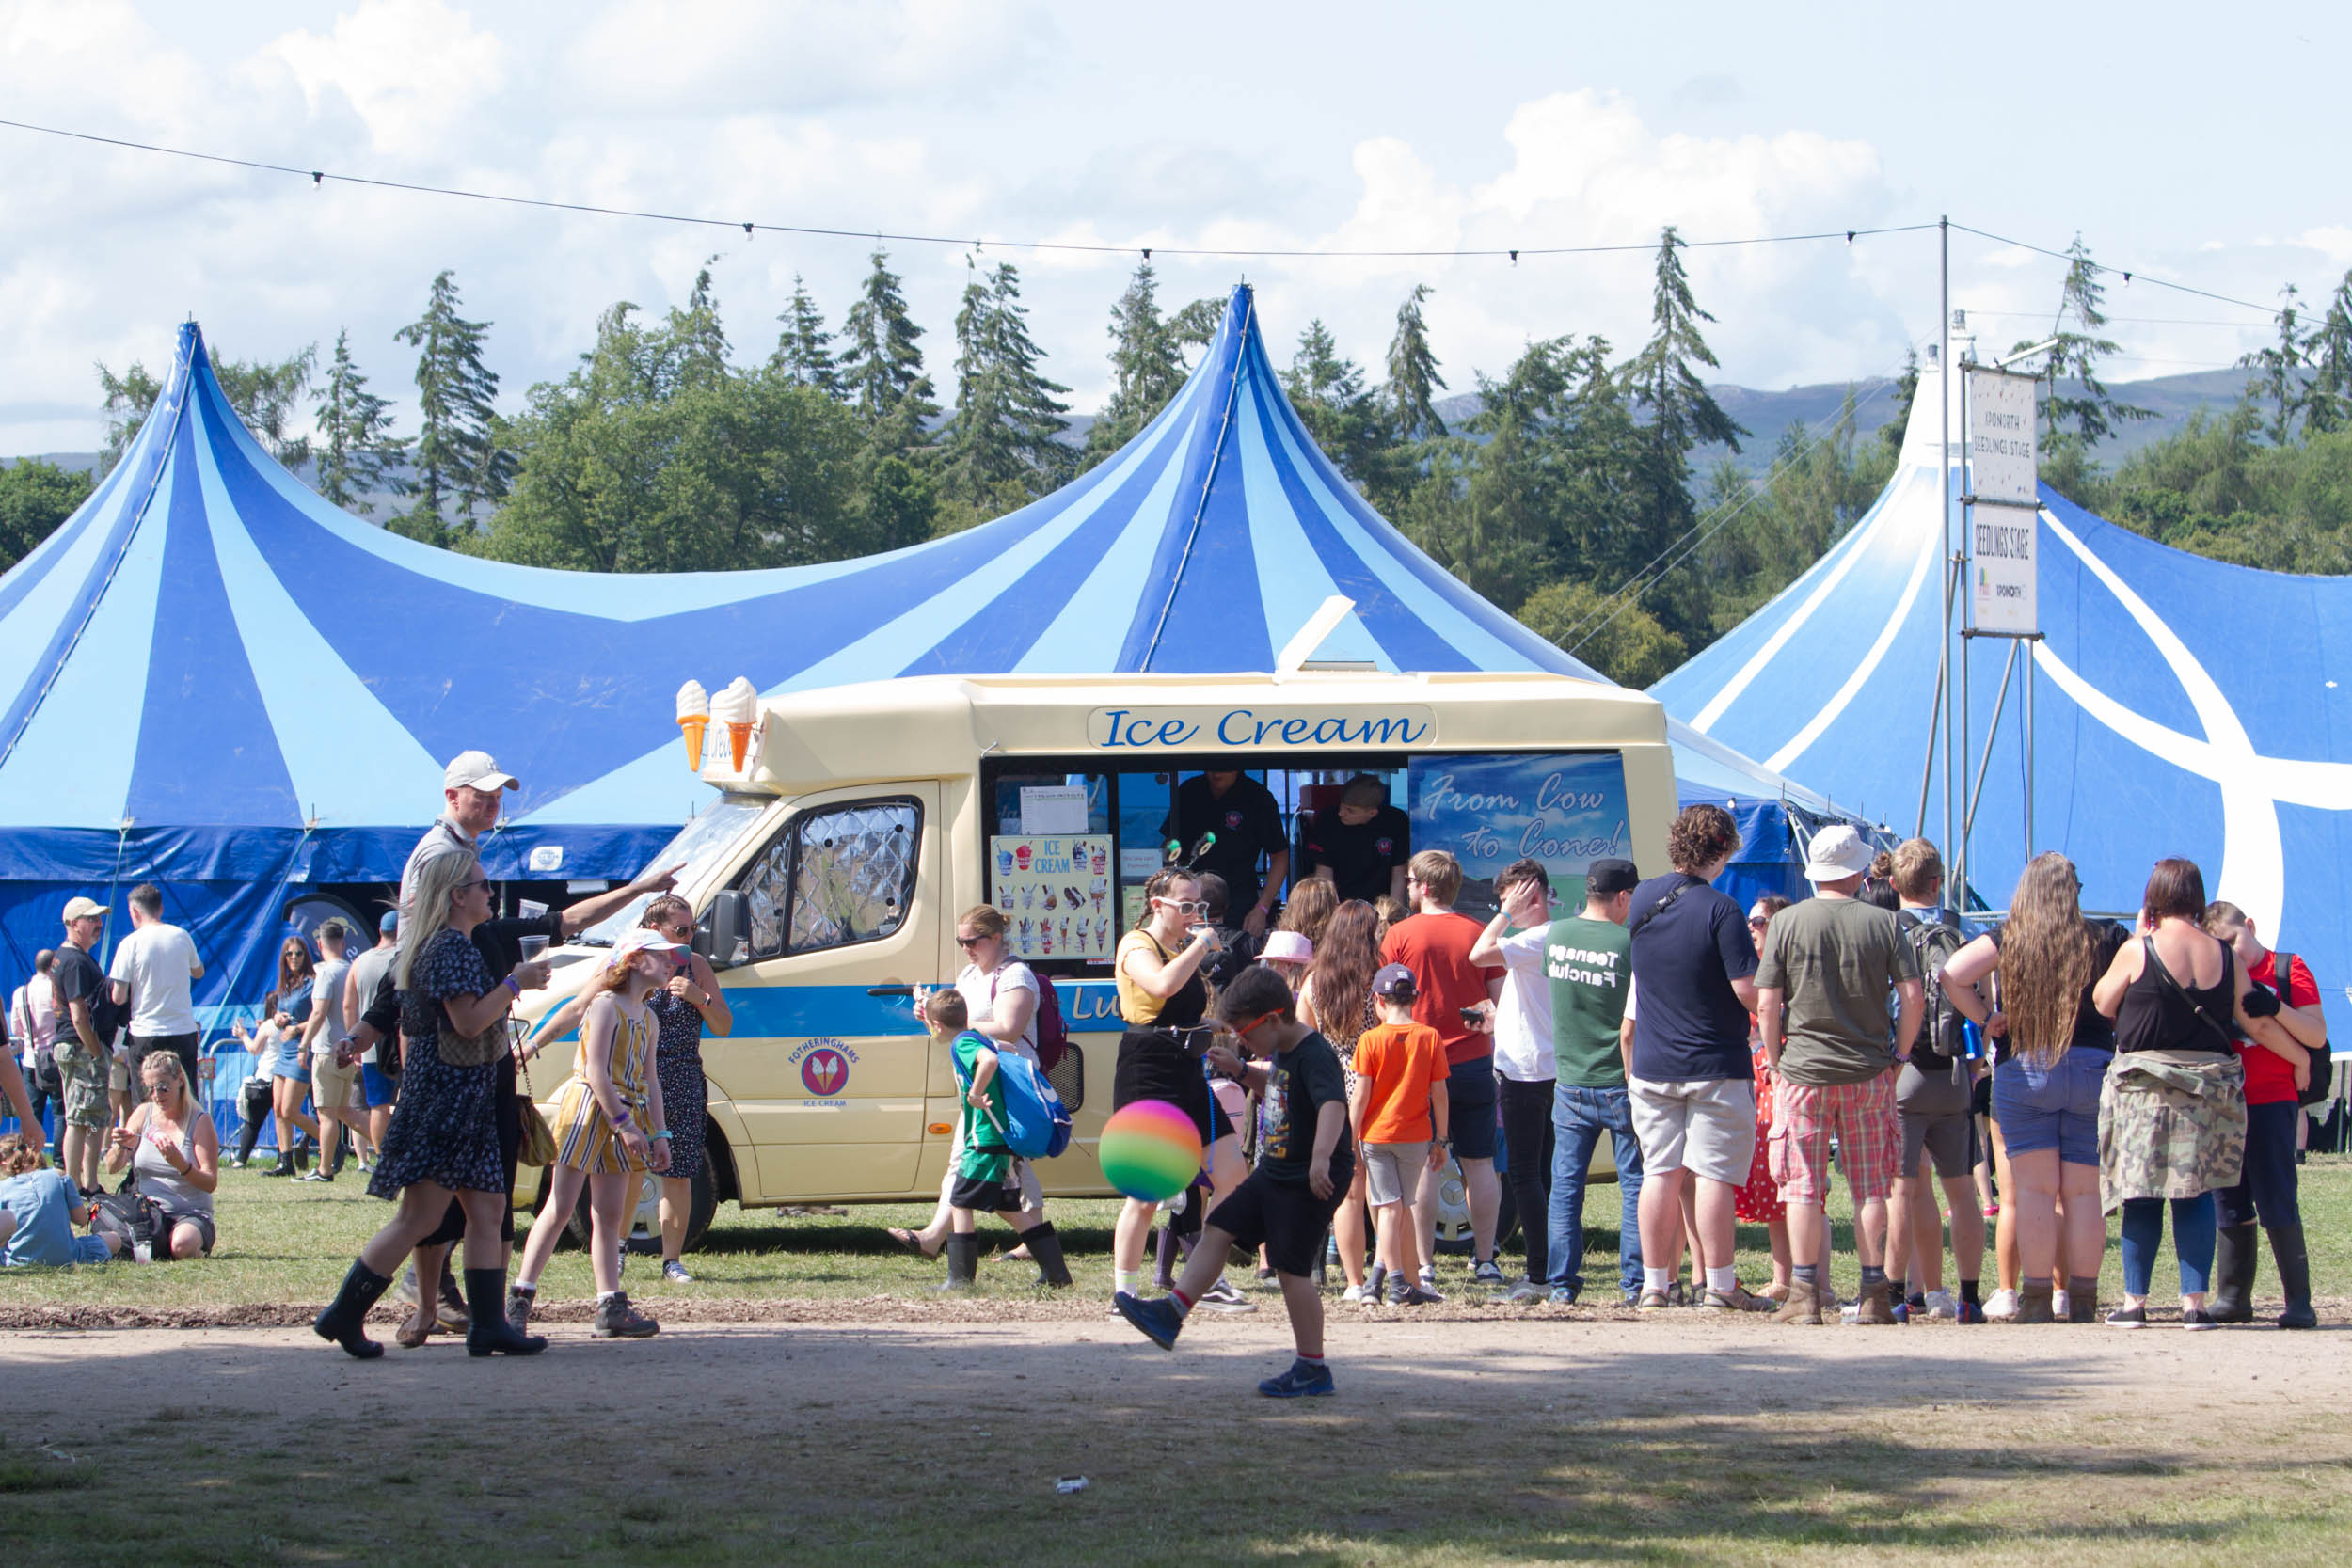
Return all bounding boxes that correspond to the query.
[436,998,511,1069]
[515,1046,558,1167]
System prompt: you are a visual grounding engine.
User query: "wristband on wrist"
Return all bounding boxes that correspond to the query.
[503,974,521,997]
[612,1108,633,1129]
[651,1129,673,1142]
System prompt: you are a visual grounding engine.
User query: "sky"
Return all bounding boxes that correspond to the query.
[3,0,2346,457]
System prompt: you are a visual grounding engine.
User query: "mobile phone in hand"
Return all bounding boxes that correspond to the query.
[1458,1005,1485,1023]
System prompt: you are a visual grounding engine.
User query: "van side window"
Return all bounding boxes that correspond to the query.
[741,836,794,958]
[787,800,920,955]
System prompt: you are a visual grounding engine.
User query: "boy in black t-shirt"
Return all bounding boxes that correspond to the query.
[1114,965,1353,1398]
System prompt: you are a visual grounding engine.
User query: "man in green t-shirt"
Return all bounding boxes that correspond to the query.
[1539,858,1645,1305]
[1755,825,1926,1326]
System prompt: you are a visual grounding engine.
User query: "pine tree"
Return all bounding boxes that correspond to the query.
[942,257,1072,521]
[394,270,512,543]
[312,329,408,515]
[665,261,732,396]
[1084,261,1191,463]
[2305,268,2352,437]
[2032,235,2155,449]
[1618,226,1745,636]
[1282,320,1391,488]
[2235,284,2310,448]
[772,273,841,396]
[1385,283,1448,441]
[838,246,938,448]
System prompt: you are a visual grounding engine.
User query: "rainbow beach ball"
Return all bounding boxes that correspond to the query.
[1099,1100,1204,1203]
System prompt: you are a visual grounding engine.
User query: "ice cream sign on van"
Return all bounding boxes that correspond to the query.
[1087,705,1435,751]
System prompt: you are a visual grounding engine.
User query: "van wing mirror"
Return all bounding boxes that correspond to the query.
[700,891,752,971]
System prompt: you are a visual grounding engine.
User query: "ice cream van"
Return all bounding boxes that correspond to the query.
[516,664,1676,1247]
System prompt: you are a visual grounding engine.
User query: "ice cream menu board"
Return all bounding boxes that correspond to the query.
[990,834,1116,961]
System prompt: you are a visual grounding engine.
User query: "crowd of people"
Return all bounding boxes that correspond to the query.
[0,765,2332,1398]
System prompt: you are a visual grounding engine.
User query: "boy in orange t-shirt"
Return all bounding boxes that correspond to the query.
[1349,964,1451,1306]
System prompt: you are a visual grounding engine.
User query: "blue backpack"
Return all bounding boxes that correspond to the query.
[959,1046,1073,1161]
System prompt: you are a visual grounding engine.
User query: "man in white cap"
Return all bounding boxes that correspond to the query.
[1754,825,1926,1325]
[402,751,519,915]
[50,896,115,1191]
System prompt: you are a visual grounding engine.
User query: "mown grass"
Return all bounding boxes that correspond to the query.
[5,1155,2351,1311]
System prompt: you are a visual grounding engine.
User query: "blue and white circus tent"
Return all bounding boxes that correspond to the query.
[1654,358,2352,1030]
[0,286,1856,1016]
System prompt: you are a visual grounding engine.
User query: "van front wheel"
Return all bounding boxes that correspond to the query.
[564,1161,718,1257]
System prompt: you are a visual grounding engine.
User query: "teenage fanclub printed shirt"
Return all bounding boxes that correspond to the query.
[1625,872,1756,1084]
[1545,913,1633,1088]
[1298,804,1411,903]
[1255,1029,1354,1189]
[2244,950,2322,1106]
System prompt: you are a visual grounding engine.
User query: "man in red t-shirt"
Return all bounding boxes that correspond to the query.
[2203,901,2326,1329]
[1379,850,1505,1284]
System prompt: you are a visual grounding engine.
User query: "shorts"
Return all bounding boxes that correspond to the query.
[950,1172,1025,1215]
[361,1065,398,1108]
[108,1052,131,1093]
[1628,1076,1756,1186]
[1772,1073,1900,1205]
[275,1059,311,1086]
[1362,1141,1429,1208]
[1205,1167,1345,1277]
[310,1053,363,1113]
[155,1207,216,1257]
[58,1052,109,1129]
[1993,1047,2108,1166]
[70,1233,115,1265]
[1446,1058,1498,1162]
[1971,1072,1993,1119]
[1899,1105,1977,1180]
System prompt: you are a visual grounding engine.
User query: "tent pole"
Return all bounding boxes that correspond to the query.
[1938,216,1954,881]
[1915,559,1950,838]
[2024,640,2036,854]
[1958,351,1973,908]
[1963,638,2018,841]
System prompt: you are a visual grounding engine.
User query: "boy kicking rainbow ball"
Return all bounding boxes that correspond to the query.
[1113,964,1353,1398]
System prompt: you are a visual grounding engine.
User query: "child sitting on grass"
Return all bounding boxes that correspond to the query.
[0,1132,121,1267]
[1115,964,1354,1398]
[926,988,1072,1290]
[1351,964,1451,1307]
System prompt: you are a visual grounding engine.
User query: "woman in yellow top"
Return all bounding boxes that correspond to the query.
[510,927,678,1339]
[1109,868,1248,1303]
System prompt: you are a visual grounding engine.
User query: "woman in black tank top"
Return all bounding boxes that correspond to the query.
[2090,859,2296,1329]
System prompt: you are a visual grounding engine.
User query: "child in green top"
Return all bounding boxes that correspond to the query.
[925,988,1072,1290]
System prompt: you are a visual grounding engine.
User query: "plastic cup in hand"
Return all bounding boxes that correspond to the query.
[519,936,549,962]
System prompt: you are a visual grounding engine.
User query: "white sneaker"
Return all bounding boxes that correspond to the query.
[1196,1277,1258,1313]
[1341,1280,1375,1305]
[1984,1288,2020,1322]
[2052,1289,2073,1321]
[1923,1289,1959,1321]
[661,1259,693,1284]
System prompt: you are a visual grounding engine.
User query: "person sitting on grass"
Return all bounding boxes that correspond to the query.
[1116,964,1355,1399]
[104,1050,218,1259]
[0,1132,122,1267]
[924,988,1072,1291]
[1349,963,1450,1307]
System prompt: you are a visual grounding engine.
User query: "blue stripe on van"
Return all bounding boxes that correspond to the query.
[598,979,1128,1043]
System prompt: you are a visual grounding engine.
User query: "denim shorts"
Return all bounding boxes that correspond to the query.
[1992,1047,2109,1166]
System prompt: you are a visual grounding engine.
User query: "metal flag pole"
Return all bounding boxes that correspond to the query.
[1939,216,1954,873]
[1958,340,1974,907]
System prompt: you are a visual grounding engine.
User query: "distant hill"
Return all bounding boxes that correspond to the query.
[7,363,2267,505]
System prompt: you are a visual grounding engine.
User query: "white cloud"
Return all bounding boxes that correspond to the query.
[262,0,508,160]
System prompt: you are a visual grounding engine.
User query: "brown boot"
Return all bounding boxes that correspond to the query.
[2015,1280,2056,1323]
[1852,1280,1897,1324]
[1772,1278,1823,1325]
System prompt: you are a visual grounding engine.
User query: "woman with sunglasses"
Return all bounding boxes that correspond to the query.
[105,1049,218,1259]
[636,895,731,1284]
[262,938,322,1177]
[892,905,1063,1275]
[1109,867,1247,1304]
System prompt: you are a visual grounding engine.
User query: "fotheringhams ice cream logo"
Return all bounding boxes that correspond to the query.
[790,1037,858,1099]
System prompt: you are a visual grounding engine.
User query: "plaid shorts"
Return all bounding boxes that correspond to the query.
[1770,1071,1899,1205]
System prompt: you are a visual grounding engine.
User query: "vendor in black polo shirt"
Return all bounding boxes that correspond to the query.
[1297,773,1411,906]
[1160,766,1289,937]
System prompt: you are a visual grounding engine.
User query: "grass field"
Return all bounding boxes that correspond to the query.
[5,1161,2352,1565]
[6,1152,2352,1315]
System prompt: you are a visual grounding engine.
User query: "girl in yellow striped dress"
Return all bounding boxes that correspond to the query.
[511,927,681,1339]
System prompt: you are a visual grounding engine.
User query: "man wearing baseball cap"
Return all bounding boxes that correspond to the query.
[402,751,520,916]
[1754,825,1927,1325]
[50,896,114,1192]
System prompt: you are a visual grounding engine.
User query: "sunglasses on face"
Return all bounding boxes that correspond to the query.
[459,878,491,894]
[1234,1011,1281,1039]
[1158,898,1207,913]
[956,933,989,949]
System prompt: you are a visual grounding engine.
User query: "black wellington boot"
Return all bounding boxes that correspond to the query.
[312,1259,394,1359]
[2208,1223,2258,1323]
[466,1268,548,1356]
[2267,1224,2318,1329]
[1021,1223,1073,1288]
[937,1232,979,1291]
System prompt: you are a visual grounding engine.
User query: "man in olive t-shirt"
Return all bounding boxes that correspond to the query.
[1754,826,1925,1325]
[1540,857,1645,1304]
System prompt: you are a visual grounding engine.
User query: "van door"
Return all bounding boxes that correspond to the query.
[702,782,939,1202]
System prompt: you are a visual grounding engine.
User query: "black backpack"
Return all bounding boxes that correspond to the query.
[1893,909,1970,1074]
[2269,952,2333,1108]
